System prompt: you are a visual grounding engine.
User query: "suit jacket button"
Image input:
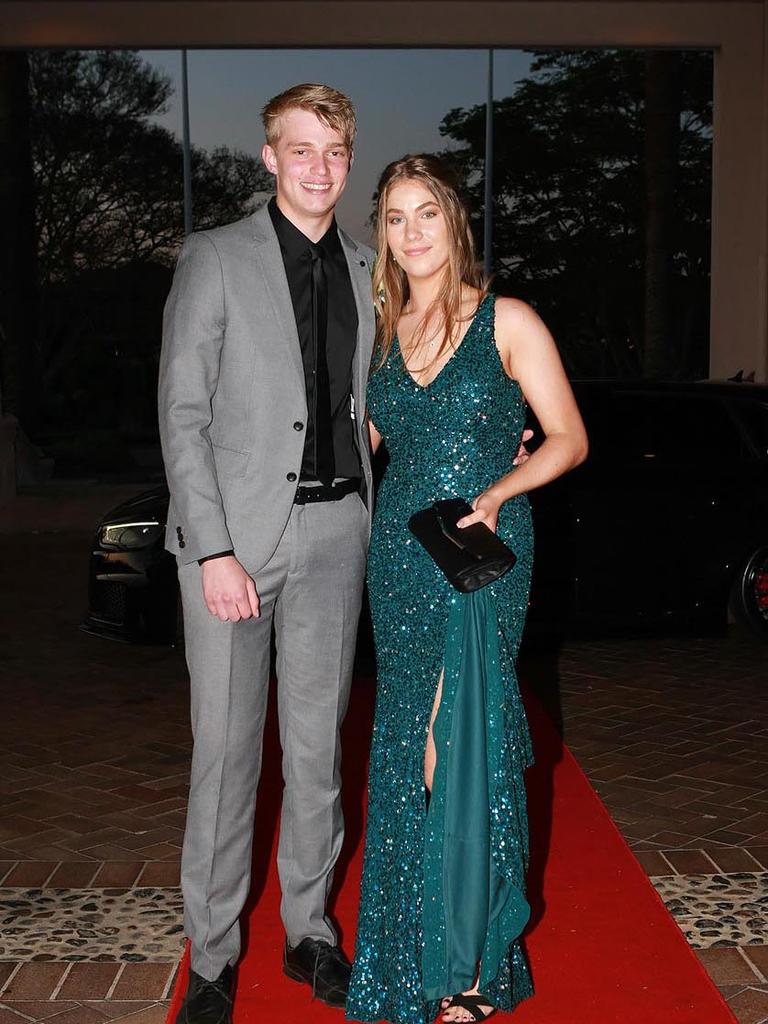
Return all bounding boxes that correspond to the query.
[179,539,186,548]
[287,472,297,482]
[176,526,182,536]
[293,421,304,431]
[359,259,366,267]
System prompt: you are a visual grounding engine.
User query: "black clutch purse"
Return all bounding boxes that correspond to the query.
[407,497,516,593]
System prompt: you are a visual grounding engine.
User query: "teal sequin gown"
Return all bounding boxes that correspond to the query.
[347,295,535,1024]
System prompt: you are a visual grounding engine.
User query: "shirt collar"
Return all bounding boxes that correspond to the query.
[268,196,340,260]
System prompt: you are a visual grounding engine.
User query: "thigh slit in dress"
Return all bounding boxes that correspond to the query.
[347,296,534,1024]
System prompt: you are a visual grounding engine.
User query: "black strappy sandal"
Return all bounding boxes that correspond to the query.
[441,992,497,1022]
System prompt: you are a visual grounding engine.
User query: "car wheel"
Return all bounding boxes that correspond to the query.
[729,546,768,641]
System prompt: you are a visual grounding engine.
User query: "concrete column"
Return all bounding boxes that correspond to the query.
[709,5,768,380]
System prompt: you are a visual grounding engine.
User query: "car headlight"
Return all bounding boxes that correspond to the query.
[99,521,164,550]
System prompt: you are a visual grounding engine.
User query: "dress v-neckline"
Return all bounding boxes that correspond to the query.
[395,295,491,392]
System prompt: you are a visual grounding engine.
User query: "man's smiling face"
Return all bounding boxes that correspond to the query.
[262,107,353,231]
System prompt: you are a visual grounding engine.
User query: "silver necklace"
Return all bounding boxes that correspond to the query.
[402,309,443,350]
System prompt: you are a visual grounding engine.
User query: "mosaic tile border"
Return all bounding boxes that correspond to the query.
[0,886,184,962]
[651,871,768,949]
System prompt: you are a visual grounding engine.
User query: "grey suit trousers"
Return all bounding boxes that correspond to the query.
[178,491,368,980]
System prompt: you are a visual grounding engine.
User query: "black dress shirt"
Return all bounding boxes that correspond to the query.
[268,197,360,482]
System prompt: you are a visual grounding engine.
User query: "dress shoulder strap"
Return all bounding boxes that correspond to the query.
[466,292,497,350]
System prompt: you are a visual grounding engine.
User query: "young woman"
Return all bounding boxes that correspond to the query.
[346,155,588,1024]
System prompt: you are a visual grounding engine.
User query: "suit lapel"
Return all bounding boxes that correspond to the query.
[250,205,305,388]
[339,230,375,414]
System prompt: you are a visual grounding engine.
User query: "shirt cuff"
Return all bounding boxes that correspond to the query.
[198,550,234,565]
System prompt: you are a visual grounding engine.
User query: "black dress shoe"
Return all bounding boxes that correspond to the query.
[283,937,351,1008]
[175,965,233,1024]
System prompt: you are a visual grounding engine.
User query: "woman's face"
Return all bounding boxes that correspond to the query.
[385,179,450,282]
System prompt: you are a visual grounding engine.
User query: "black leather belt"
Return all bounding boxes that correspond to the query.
[293,478,361,505]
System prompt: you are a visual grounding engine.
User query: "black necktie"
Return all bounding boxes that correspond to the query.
[309,246,335,486]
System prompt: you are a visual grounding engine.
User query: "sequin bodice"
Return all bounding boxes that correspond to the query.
[347,294,534,1024]
[369,293,527,524]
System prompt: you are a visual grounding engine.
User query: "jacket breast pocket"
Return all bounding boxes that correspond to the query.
[212,442,250,479]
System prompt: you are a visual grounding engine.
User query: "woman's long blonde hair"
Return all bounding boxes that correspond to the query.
[372,154,489,370]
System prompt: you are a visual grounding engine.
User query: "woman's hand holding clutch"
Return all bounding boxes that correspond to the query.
[456,490,503,534]
[456,426,533,533]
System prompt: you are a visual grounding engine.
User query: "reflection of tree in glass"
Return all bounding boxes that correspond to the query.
[31,50,272,281]
[437,50,712,380]
[22,51,273,454]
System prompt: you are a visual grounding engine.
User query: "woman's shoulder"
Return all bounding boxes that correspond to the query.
[493,295,549,345]
[491,298,557,381]
[493,295,539,327]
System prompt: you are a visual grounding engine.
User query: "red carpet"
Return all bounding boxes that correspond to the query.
[167,677,736,1023]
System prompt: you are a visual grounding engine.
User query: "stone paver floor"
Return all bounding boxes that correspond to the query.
[1,485,766,1022]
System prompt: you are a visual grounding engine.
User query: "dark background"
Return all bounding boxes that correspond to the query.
[0,47,712,480]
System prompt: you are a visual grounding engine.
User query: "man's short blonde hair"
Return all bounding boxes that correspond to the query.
[261,83,356,150]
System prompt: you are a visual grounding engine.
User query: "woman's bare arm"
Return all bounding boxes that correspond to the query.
[458,297,588,532]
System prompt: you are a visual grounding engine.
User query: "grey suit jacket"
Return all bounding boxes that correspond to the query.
[158,204,376,571]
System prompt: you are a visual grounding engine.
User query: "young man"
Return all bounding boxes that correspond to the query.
[159,84,375,1024]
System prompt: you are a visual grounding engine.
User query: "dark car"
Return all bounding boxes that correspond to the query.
[81,380,768,645]
[81,485,179,644]
[527,380,768,640]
